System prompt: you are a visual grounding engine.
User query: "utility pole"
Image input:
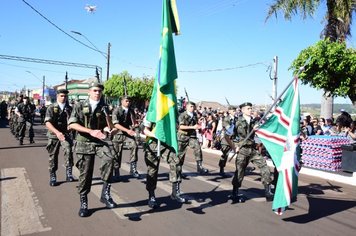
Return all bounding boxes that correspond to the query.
[42,76,45,105]
[106,42,111,81]
[64,72,68,90]
[272,56,278,102]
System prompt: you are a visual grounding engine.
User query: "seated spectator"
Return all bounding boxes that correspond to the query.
[345,121,356,143]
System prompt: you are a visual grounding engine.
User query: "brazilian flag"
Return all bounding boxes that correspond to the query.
[146,0,180,153]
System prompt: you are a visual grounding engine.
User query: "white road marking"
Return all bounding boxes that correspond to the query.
[1,168,51,236]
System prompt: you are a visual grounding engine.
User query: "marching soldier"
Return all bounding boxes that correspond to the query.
[112,95,140,180]
[68,82,118,217]
[44,89,75,187]
[13,95,23,139]
[230,102,274,203]
[143,118,187,209]
[178,101,209,175]
[15,96,35,145]
[218,106,238,177]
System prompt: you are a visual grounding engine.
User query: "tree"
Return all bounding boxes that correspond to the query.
[266,0,356,117]
[290,39,356,105]
[104,71,154,108]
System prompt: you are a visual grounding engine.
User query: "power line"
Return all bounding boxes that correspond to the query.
[21,0,106,56]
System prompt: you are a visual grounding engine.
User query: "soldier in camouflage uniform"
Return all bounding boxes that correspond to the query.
[44,89,75,187]
[112,95,140,180]
[230,102,274,203]
[13,95,23,139]
[178,101,209,175]
[143,118,187,209]
[218,106,239,177]
[68,82,118,217]
[15,96,35,145]
[8,100,17,135]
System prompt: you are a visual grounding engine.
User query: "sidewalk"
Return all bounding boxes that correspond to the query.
[202,148,356,186]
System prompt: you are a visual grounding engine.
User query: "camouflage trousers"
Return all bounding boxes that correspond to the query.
[145,141,183,191]
[177,134,203,163]
[74,141,115,195]
[46,138,73,173]
[232,146,272,188]
[18,120,34,140]
[219,143,232,169]
[112,134,138,169]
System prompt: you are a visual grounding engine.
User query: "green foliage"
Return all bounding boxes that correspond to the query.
[103,71,154,101]
[290,39,356,103]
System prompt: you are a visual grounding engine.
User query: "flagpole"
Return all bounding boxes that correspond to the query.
[228,62,308,162]
[157,140,161,157]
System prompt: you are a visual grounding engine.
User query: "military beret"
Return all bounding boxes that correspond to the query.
[228,105,236,110]
[57,89,69,94]
[187,101,196,106]
[239,102,252,109]
[89,82,104,90]
[121,95,131,100]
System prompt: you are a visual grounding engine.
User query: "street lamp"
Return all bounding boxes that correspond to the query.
[71,30,111,82]
[26,71,45,104]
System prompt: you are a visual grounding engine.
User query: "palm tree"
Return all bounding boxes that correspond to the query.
[266,0,356,118]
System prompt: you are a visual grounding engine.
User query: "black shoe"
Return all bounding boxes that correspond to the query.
[30,139,35,144]
[130,162,140,178]
[171,182,187,203]
[219,167,229,177]
[19,140,23,145]
[66,166,75,182]
[79,194,90,217]
[229,193,246,203]
[197,161,209,174]
[264,184,274,202]
[49,172,57,187]
[100,183,117,208]
[228,186,245,203]
[148,195,158,209]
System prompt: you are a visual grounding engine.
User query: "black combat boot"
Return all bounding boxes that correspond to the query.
[66,166,75,182]
[112,168,121,182]
[264,184,274,202]
[171,182,187,203]
[78,194,89,217]
[130,162,140,178]
[196,161,209,174]
[29,138,35,144]
[228,186,245,203]
[100,182,117,208]
[219,166,229,177]
[19,138,23,145]
[49,172,57,186]
[148,190,158,209]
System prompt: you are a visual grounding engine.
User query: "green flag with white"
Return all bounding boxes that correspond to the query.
[255,77,301,215]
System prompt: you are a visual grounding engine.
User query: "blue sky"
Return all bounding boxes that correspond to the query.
[1,0,355,105]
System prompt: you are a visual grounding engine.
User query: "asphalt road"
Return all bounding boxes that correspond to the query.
[1,119,356,236]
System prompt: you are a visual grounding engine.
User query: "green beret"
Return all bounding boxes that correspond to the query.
[239,102,252,109]
[121,95,131,100]
[187,101,196,106]
[57,89,69,94]
[89,82,104,90]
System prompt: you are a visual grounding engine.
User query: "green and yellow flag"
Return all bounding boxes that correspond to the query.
[146,0,180,153]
